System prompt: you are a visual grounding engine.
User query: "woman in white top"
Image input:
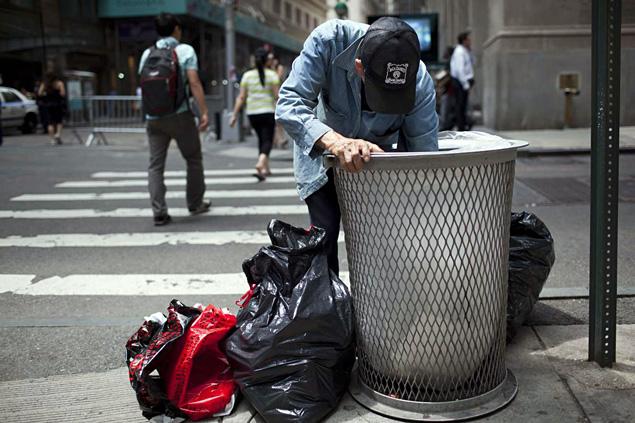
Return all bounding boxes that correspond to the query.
[230,48,280,180]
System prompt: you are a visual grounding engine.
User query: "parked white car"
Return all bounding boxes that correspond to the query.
[0,86,39,134]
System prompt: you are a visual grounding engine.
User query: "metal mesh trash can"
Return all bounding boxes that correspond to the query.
[325,133,527,421]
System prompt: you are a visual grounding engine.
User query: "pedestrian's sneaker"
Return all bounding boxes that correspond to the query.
[153,214,172,226]
[189,200,211,216]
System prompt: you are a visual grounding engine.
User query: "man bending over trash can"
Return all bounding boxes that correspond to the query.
[276,17,439,274]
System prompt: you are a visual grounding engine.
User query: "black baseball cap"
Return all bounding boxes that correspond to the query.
[359,17,421,114]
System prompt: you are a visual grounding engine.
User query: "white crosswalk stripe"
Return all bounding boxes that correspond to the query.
[0,231,271,247]
[0,205,307,219]
[11,189,299,202]
[0,275,36,294]
[0,273,351,295]
[0,231,345,248]
[0,274,248,295]
[1,167,314,299]
[56,175,296,188]
[92,168,294,178]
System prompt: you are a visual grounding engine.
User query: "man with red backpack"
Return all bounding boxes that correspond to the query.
[139,13,210,226]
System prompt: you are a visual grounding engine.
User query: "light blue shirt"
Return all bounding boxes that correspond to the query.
[138,37,198,119]
[275,20,439,200]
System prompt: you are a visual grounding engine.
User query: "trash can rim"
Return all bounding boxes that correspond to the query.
[324,139,528,170]
[331,138,527,159]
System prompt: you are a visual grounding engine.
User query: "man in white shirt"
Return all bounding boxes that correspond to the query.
[450,31,474,131]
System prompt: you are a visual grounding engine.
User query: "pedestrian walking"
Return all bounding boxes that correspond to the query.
[276,18,439,273]
[37,72,66,145]
[229,48,280,180]
[139,12,210,226]
[449,31,475,131]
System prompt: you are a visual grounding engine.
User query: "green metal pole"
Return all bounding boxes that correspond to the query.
[589,0,621,367]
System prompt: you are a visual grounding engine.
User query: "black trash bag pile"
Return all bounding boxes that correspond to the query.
[224,220,355,423]
[507,211,556,342]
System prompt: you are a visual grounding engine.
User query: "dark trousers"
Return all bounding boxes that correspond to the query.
[146,112,205,216]
[37,105,49,133]
[305,169,341,274]
[452,78,470,131]
[248,113,275,156]
[438,92,456,131]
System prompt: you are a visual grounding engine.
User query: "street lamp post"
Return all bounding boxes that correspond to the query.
[39,3,47,74]
[222,0,240,142]
[224,0,236,111]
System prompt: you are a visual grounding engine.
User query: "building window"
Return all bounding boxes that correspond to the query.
[296,8,301,25]
[273,0,281,14]
[313,17,319,28]
[2,90,20,103]
[285,2,292,20]
[305,12,310,28]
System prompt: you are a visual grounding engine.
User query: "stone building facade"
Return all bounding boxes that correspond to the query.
[325,0,635,129]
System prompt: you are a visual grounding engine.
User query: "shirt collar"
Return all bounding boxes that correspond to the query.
[332,35,364,116]
[333,36,364,74]
[156,36,179,48]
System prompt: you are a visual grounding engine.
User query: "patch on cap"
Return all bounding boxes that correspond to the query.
[385,63,409,85]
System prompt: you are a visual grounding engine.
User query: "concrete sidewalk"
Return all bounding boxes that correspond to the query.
[1,325,633,423]
[495,126,635,155]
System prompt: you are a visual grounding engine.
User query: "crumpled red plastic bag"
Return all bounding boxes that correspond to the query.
[126,300,237,421]
[158,304,236,419]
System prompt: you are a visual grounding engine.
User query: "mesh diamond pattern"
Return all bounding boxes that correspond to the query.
[335,161,515,402]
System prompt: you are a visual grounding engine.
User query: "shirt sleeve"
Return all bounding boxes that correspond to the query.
[462,50,474,89]
[451,47,473,91]
[239,72,249,89]
[275,29,333,156]
[401,63,439,151]
[270,71,280,86]
[138,49,149,74]
[179,45,198,71]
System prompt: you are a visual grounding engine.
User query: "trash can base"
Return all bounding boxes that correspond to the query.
[349,366,518,422]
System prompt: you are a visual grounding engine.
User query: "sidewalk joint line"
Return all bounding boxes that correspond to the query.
[530,326,591,422]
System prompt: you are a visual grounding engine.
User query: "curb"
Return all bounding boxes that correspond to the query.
[518,147,635,157]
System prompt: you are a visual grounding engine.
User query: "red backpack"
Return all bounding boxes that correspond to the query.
[140,46,187,116]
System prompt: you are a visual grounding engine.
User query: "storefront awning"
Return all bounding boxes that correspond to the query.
[98,0,303,53]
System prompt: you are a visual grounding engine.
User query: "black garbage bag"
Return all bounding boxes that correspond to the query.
[507,212,556,342]
[224,220,355,423]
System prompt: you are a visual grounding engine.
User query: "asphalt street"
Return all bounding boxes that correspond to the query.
[0,131,634,383]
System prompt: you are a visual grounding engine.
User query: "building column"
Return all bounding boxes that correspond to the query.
[347,0,366,22]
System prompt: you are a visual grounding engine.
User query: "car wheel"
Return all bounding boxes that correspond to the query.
[21,113,38,134]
